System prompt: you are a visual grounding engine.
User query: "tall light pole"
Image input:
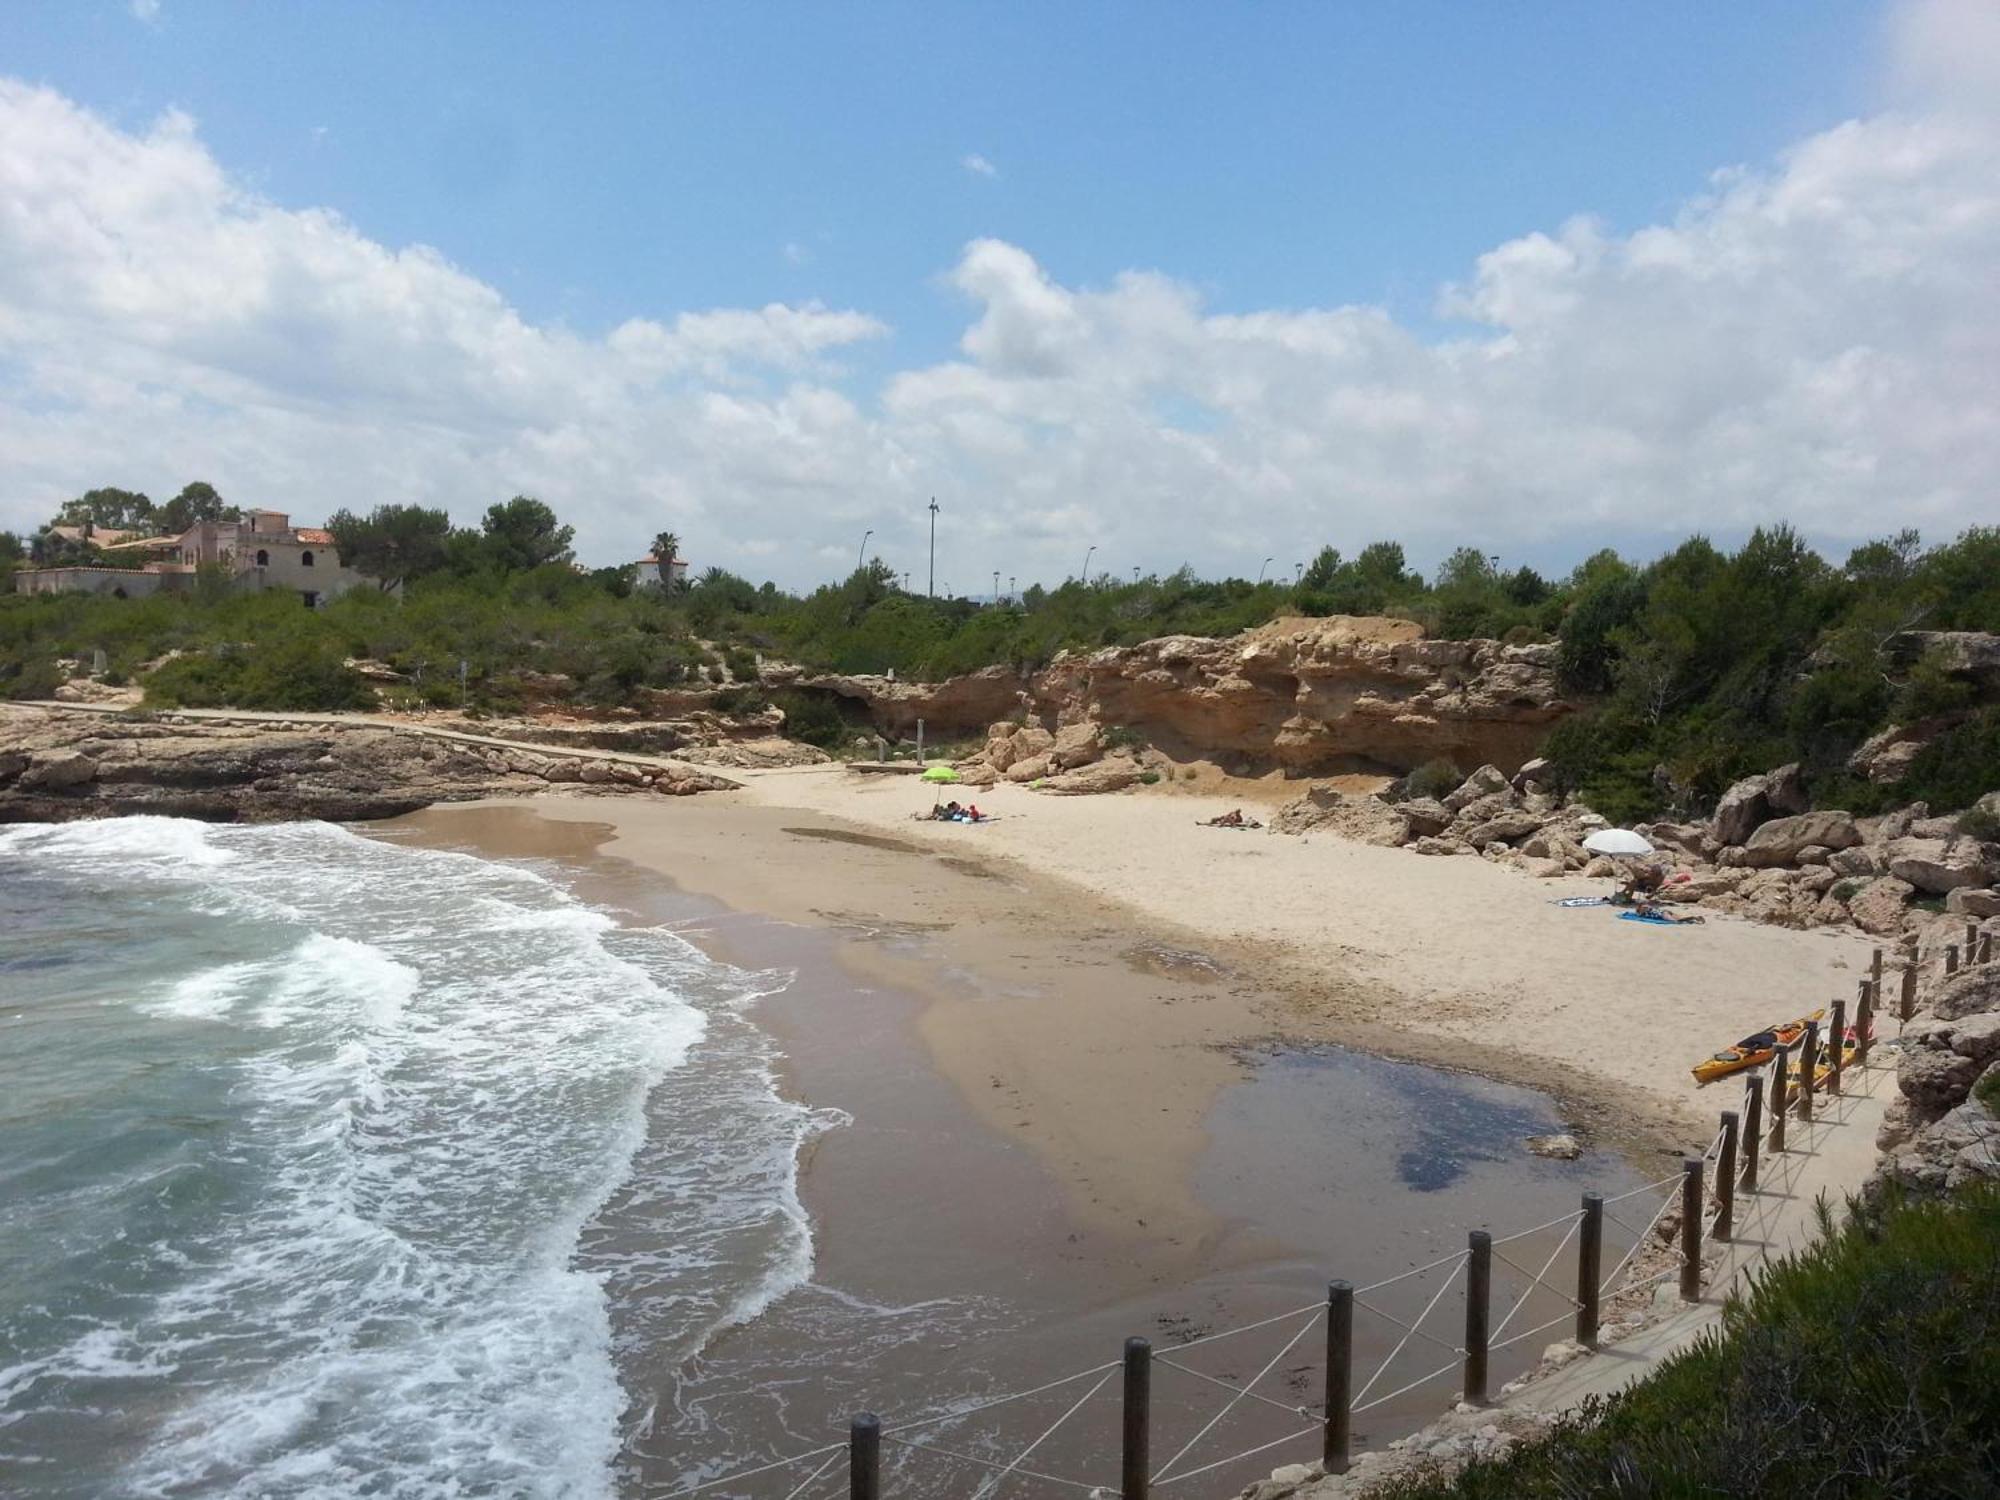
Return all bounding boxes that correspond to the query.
[1257,556,1273,584]
[992,569,1000,602]
[1294,562,1304,584]
[1008,574,1016,602]
[856,528,873,576]
[927,498,939,598]
[1082,544,1096,583]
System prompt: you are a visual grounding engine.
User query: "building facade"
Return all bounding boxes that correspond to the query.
[632,554,691,590]
[13,510,369,607]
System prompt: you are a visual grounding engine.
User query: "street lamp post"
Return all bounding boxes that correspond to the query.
[1082,544,1096,583]
[1132,566,1140,583]
[1294,562,1304,584]
[857,528,873,576]
[1008,575,1016,602]
[928,499,940,598]
[1257,557,1274,584]
[992,570,1000,603]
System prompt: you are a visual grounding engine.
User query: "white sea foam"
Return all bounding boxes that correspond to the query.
[1,817,823,1500]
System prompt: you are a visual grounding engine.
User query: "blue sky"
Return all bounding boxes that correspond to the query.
[3,3,1881,363]
[0,1,1993,586]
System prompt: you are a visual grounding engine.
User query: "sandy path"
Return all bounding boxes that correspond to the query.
[727,767,1877,1139]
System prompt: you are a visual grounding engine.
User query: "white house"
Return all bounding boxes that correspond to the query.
[632,554,690,590]
[13,509,369,608]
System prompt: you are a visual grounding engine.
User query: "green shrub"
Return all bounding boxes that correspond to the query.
[1404,757,1463,801]
[1377,1184,2000,1498]
[709,685,769,715]
[770,689,857,750]
[1102,723,1146,751]
[0,653,64,700]
[1975,1069,2000,1115]
[1895,707,2000,813]
[1138,770,1161,784]
[143,639,374,712]
[1959,806,2000,842]
[723,646,759,682]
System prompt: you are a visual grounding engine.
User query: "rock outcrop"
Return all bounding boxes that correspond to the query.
[0,707,735,824]
[783,615,1575,777]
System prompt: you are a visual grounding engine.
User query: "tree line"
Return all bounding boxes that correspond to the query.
[4,489,1998,822]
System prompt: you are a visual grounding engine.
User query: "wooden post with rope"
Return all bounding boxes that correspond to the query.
[1323,1282,1353,1474]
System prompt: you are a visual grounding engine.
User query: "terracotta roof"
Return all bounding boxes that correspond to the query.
[294,528,335,545]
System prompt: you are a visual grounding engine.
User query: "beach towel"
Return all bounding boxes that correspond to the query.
[1553,896,1612,908]
[1619,909,1702,926]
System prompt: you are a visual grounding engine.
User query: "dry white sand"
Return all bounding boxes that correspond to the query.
[727,766,1878,1136]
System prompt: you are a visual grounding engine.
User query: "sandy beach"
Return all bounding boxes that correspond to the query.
[487,770,1873,1157]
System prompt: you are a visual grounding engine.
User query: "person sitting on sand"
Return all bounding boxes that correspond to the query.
[964,803,983,823]
[1210,809,1246,827]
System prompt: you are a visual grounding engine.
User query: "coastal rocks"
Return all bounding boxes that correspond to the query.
[1444,763,1511,811]
[1048,721,1105,770]
[1946,887,2000,918]
[1461,810,1543,849]
[1926,964,2000,1023]
[1876,1095,2000,1194]
[1399,797,1452,837]
[1740,810,1862,867]
[1525,1133,1582,1159]
[792,615,1575,776]
[1709,763,1808,847]
[1041,759,1145,796]
[1272,786,1410,845]
[1885,836,1994,895]
[0,707,735,824]
[17,749,98,790]
[1412,835,1474,856]
[1004,754,1051,783]
[1846,877,1916,937]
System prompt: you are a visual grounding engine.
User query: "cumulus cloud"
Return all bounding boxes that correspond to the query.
[1,8,1996,587]
[960,153,998,179]
[129,0,162,24]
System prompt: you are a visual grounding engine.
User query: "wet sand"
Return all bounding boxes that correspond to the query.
[381,801,1654,1496]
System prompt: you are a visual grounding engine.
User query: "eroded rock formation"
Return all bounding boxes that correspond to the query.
[777,615,1575,776]
[0,707,735,824]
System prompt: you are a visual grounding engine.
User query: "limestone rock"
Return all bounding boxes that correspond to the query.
[1765,762,1810,815]
[1461,809,1545,848]
[1273,786,1410,845]
[1946,887,2000,917]
[19,749,98,790]
[1711,771,1776,846]
[1399,797,1452,837]
[1742,810,1862,867]
[1041,759,1145,795]
[0,750,27,783]
[1443,764,1511,812]
[1886,836,1993,895]
[541,758,584,783]
[1847,876,1915,937]
[1525,1133,1582,1159]
[1828,845,1885,878]
[1412,835,1474,856]
[1048,720,1106,770]
[1004,755,1050,783]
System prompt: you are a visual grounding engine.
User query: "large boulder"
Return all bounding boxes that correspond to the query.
[1765,763,1810,815]
[1846,876,1915,937]
[1828,845,1885,878]
[1048,721,1106,770]
[1443,764,1511,812]
[1946,887,2000,918]
[1927,963,2000,1023]
[1741,811,1862,867]
[1885,836,1993,895]
[1711,772,1775,846]
[1461,810,1545,849]
[1003,754,1051,783]
[1399,797,1452,837]
[1041,759,1143,795]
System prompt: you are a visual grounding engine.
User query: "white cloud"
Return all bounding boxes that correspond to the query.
[1,8,1997,589]
[781,241,810,265]
[129,0,161,24]
[960,153,998,179]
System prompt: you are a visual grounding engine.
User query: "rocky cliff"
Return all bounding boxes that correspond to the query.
[775,615,1575,776]
[0,708,735,824]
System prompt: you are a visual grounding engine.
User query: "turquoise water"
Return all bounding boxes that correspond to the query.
[0,818,820,1499]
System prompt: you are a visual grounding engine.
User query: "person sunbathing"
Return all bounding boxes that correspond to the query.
[1634,900,1704,924]
[1203,809,1262,829]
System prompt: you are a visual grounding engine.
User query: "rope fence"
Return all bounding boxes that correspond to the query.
[665,941,1945,1499]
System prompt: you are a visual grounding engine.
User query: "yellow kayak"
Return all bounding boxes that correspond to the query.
[1691,1009,1824,1084]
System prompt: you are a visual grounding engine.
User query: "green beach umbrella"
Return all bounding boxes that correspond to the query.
[920,765,961,784]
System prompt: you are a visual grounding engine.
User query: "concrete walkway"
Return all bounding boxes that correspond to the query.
[1507,1049,1891,1413]
[13,700,742,786]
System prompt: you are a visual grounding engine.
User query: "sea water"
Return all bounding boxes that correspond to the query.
[0,817,829,1499]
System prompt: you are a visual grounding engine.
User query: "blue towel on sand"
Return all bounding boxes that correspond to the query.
[1620,909,1683,926]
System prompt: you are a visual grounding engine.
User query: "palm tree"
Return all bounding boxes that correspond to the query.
[650,531,681,593]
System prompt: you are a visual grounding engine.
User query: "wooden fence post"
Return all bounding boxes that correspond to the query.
[1714,1112,1738,1242]
[1797,1020,1819,1123]
[1741,1075,1763,1191]
[1871,946,1884,1000]
[1946,943,1959,977]
[1900,962,1917,1022]
[1828,999,1847,1097]
[1122,1337,1150,1500]
[1463,1231,1491,1406]
[1324,1282,1352,1474]
[1680,1159,1704,1302]
[1856,979,1874,1066]
[1576,1194,1603,1347]
[849,1414,880,1500]
[1769,1045,1790,1151]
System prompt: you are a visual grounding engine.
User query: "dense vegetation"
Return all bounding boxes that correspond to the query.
[1379,1183,2000,1499]
[5,489,1999,820]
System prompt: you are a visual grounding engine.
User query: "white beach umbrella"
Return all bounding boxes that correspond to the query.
[1581,828,1656,858]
